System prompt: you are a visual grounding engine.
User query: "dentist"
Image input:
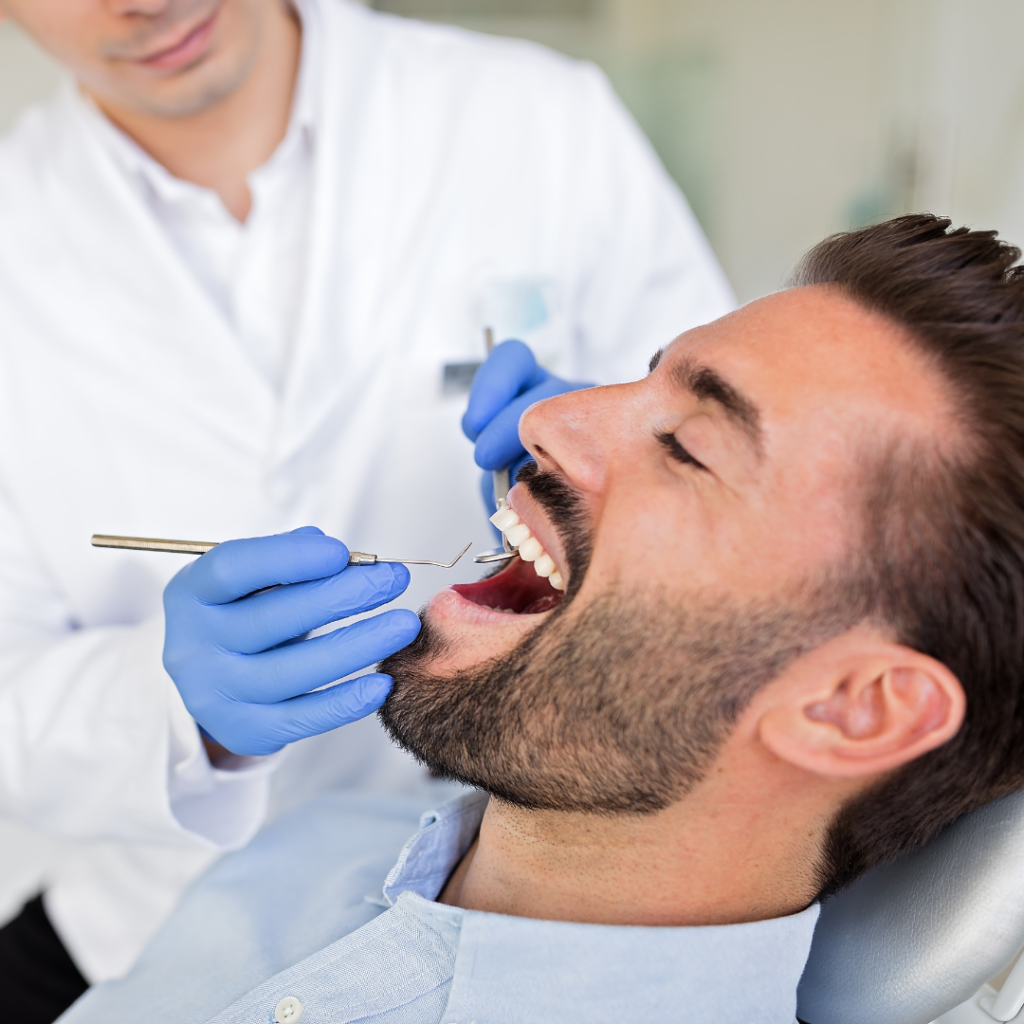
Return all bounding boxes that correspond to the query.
[0,0,733,1015]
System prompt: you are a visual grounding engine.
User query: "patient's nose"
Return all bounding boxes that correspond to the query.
[520,382,633,495]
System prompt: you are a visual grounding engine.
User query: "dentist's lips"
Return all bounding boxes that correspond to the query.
[134,11,219,71]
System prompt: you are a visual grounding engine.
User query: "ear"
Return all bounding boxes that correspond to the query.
[758,626,966,778]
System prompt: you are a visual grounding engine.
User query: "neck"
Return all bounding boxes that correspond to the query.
[440,743,835,927]
[87,3,301,222]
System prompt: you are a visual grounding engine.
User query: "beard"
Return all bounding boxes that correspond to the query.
[379,466,857,814]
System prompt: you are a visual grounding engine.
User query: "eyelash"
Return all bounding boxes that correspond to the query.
[658,432,708,471]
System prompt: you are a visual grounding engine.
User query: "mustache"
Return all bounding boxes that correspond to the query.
[514,461,592,595]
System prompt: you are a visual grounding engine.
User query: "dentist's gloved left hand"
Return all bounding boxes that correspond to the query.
[163,527,421,756]
[462,339,593,507]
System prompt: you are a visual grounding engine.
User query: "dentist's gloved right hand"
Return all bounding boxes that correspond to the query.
[163,527,421,757]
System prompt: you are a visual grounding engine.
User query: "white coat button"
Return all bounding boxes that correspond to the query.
[274,996,303,1023]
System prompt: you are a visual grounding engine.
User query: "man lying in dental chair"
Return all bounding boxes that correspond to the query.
[60,214,1024,1024]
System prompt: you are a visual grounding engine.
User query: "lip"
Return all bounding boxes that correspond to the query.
[421,576,551,675]
[428,583,554,629]
[506,483,571,586]
[420,487,571,662]
[135,10,219,71]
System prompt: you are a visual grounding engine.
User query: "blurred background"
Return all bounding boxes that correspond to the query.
[4,0,1024,303]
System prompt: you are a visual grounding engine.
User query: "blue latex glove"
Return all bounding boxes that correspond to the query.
[462,339,593,508]
[163,527,421,756]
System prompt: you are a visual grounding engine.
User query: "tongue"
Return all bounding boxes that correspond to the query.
[453,557,564,615]
[522,592,562,614]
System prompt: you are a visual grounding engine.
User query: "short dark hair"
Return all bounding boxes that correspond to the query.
[794,214,1024,895]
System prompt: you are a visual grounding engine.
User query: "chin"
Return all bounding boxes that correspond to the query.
[114,11,254,119]
[150,53,248,115]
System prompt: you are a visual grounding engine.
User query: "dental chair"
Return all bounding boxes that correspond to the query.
[797,788,1024,1024]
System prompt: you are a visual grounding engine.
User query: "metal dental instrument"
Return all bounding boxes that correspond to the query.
[474,549,517,565]
[91,535,472,568]
[474,469,518,563]
[475,328,520,565]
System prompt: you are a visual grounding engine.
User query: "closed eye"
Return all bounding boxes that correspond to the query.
[658,432,708,471]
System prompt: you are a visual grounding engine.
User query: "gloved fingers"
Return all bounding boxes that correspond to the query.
[204,673,395,757]
[179,531,351,605]
[209,562,411,654]
[473,376,590,470]
[471,392,530,470]
[258,673,396,750]
[223,608,421,705]
[462,340,548,441]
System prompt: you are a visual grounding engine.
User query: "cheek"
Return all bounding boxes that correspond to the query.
[220,0,270,51]
[14,12,93,65]
[756,445,858,581]
[584,487,708,592]
[584,473,847,604]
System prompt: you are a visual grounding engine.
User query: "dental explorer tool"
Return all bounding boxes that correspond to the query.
[91,535,472,568]
[475,328,519,565]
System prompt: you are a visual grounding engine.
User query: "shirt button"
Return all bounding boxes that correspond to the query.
[274,996,303,1024]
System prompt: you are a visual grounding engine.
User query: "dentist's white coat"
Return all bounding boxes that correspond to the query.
[0,0,733,982]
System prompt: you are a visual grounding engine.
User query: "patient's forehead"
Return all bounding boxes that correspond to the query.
[665,284,960,457]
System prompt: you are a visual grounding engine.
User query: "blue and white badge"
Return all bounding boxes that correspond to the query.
[442,276,563,395]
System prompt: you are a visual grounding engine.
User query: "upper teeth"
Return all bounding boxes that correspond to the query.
[489,507,565,591]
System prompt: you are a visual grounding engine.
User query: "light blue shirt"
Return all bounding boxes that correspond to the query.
[61,791,819,1024]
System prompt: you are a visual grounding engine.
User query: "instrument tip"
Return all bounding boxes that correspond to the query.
[448,541,472,568]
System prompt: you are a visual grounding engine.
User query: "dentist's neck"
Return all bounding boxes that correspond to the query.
[89,2,300,222]
[439,740,836,927]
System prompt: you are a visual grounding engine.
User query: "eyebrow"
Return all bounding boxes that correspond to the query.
[650,349,764,454]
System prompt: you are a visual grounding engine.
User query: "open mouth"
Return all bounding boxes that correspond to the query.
[452,504,568,615]
[452,556,565,615]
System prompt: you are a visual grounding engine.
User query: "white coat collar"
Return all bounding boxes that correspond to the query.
[69,0,321,211]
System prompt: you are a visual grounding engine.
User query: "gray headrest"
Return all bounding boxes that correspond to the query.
[797,788,1024,1024]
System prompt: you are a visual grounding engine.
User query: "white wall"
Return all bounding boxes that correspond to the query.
[910,1,1024,250]
[369,0,1024,299]
[0,21,63,134]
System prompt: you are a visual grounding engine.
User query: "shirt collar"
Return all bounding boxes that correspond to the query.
[284,0,319,145]
[382,790,489,906]
[383,791,820,1024]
